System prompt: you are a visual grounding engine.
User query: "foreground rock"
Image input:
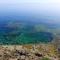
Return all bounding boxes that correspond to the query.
[0,44,59,60]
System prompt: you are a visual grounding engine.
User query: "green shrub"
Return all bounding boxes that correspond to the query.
[41,57,51,60]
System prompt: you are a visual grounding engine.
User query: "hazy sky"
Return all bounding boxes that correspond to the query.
[0,0,60,22]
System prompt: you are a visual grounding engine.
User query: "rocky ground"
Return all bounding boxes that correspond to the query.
[0,44,59,60]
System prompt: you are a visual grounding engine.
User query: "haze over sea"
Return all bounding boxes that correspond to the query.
[0,0,60,44]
